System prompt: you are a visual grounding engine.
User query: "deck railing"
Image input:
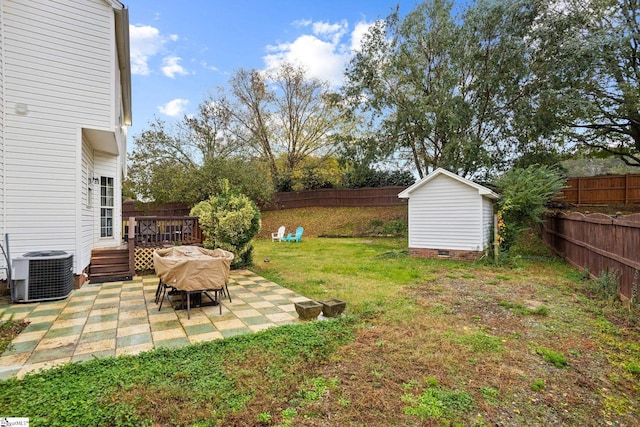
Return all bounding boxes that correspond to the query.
[123,216,204,248]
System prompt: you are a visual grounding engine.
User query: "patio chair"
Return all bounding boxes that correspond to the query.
[283,226,304,243]
[271,225,286,242]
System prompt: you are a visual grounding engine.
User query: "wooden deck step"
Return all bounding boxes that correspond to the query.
[90,247,132,283]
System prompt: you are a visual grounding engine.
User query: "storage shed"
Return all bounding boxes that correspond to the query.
[398,168,499,260]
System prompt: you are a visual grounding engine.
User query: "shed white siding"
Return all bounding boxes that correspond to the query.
[407,174,484,251]
[481,197,494,249]
[0,0,126,274]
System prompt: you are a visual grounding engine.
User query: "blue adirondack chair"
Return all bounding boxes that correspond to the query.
[283,226,304,243]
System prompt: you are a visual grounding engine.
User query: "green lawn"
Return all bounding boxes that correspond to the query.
[0,236,638,426]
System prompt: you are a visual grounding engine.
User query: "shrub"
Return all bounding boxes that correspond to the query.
[493,165,566,252]
[190,180,261,267]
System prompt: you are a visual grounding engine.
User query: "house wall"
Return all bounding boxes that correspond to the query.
[407,174,483,251]
[80,138,96,272]
[1,0,118,273]
[0,1,5,278]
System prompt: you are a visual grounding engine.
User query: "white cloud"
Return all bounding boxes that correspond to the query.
[169,34,179,42]
[129,24,165,75]
[263,19,373,88]
[350,21,375,52]
[161,56,189,78]
[312,20,348,44]
[201,61,218,72]
[158,98,189,117]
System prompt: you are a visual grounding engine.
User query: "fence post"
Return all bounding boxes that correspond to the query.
[128,216,136,277]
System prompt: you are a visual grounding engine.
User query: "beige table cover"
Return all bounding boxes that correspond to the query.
[153,246,234,292]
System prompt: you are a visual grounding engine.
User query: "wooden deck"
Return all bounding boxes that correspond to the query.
[90,216,204,282]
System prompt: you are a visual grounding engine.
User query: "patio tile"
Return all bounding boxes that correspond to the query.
[116,342,154,357]
[148,312,179,323]
[45,325,84,338]
[92,300,120,310]
[57,310,89,320]
[79,329,116,344]
[60,304,90,315]
[21,322,52,333]
[29,307,64,316]
[247,323,276,332]
[18,358,71,378]
[50,317,87,330]
[118,323,151,338]
[256,306,285,315]
[2,340,39,355]
[3,311,30,321]
[233,308,262,318]
[152,328,186,341]
[86,313,119,324]
[66,299,94,309]
[117,332,152,347]
[266,312,297,323]
[150,320,182,332]
[213,318,246,331]
[11,330,48,343]
[220,327,252,338]
[188,331,223,343]
[68,295,96,303]
[0,352,31,369]
[241,316,272,326]
[273,288,297,295]
[72,350,115,363]
[25,314,59,324]
[155,337,190,349]
[184,323,216,335]
[36,335,79,351]
[248,301,276,309]
[0,270,313,379]
[28,344,75,363]
[83,319,118,334]
[278,303,297,312]
[75,338,116,355]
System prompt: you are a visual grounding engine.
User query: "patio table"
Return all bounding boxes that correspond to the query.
[153,246,234,318]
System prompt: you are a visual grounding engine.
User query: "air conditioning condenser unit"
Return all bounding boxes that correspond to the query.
[11,251,74,303]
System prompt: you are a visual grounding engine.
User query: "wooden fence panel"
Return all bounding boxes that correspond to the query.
[560,174,640,205]
[265,186,409,210]
[543,212,640,303]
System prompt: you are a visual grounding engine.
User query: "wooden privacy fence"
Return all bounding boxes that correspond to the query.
[264,186,408,210]
[543,212,640,303]
[559,174,640,205]
[122,200,191,218]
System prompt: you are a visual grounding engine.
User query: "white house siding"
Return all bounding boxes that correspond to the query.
[2,0,117,273]
[80,138,95,271]
[0,2,4,278]
[408,174,483,251]
[481,197,494,249]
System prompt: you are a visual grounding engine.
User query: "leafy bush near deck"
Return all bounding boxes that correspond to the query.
[191,180,261,267]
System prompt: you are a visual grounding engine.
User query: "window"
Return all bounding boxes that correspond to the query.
[100,177,114,237]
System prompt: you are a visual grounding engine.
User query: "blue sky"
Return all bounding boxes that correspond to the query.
[124,0,418,140]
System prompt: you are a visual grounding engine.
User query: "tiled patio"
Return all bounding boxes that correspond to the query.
[0,270,312,380]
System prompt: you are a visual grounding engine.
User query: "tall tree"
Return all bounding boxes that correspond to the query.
[531,0,640,166]
[126,97,273,206]
[343,0,543,178]
[222,63,340,189]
